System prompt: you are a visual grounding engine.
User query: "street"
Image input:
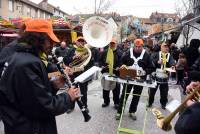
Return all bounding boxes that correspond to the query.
[0,78,181,134]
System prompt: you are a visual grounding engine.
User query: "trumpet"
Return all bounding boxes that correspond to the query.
[152,84,200,131]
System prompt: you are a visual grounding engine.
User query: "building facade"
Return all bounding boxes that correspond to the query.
[0,0,68,20]
[39,0,68,17]
[150,12,180,24]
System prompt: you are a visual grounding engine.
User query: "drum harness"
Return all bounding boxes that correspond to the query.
[130,48,146,76]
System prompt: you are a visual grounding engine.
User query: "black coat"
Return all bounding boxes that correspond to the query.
[0,39,18,76]
[151,51,175,69]
[175,102,200,134]
[99,48,122,75]
[0,46,73,134]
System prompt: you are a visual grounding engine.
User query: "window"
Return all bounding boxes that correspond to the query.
[8,0,14,12]
[16,2,23,14]
[21,4,24,15]
[40,12,43,18]
[27,6,31,16]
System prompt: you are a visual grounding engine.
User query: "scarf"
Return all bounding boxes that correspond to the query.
[74,45,87,55]
[39,51,48,67]
[106,47,114,75]
[161,52,167,69]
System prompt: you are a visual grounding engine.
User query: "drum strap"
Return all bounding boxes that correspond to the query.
[130,48,145,70]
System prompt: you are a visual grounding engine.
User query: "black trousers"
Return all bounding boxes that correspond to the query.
[176,69,184,84]
[79,81,89,108]
[117,84,143,114]
[148,83,169,106]
[103,83,120,105]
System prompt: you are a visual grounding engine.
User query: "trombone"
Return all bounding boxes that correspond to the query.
[152,84,200,131]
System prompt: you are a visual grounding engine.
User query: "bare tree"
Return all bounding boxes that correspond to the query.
[95,0,116,14]
[175,0,193,18]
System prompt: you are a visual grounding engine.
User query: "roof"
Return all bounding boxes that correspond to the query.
[140,18,155,24]
[150,12,179,19]
[148,23,176,35]
[20,0,53,14]
[46,4,69,16]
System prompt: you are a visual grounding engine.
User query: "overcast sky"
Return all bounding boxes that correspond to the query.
[31,0,178,18]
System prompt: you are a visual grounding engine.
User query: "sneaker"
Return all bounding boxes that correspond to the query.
[102,103,109,107]
[114,104,119,110]
[129,112,137,120]
[115,113,121,120]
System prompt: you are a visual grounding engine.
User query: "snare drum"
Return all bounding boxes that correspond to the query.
[153,69,169,84]
[101,73,116,91]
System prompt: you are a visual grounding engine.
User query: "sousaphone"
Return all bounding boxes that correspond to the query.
[83,16,114,48]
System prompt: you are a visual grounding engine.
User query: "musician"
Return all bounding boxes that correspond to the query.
[116,38,154,120]
[63,36,94,113]
[0,19,80,134]
[174,71,200,134]
[148,42,175,109]
[99,38,122,109]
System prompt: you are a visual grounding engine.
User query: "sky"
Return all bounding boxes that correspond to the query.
[31,0,178,18]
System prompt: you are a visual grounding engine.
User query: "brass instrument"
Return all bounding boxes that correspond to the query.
[69,45,92,73]
[68,16,114,73]
[152,84,200,131]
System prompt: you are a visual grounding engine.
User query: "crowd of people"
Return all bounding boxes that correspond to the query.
[0,19,200,134]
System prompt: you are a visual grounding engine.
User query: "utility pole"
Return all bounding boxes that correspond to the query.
[95,0,97,14]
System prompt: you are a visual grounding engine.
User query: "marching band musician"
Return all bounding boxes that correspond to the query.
[147,42,175,109]
[99,38,122,109]
[63,36,94,113]
[116,38,154,120]
[0,19,80,134]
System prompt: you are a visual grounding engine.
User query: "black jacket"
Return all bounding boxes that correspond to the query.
[175,102,200,134]
[0,39,18,77]
[151,51,175,69]
[0,46,73,134]
[55,46,73,57]
[191,56,200,71]
[99,48,122,75]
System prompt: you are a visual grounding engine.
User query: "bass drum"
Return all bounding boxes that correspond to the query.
[101,73,116,91]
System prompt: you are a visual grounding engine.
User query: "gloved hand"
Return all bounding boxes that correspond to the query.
[101,66,109,74]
